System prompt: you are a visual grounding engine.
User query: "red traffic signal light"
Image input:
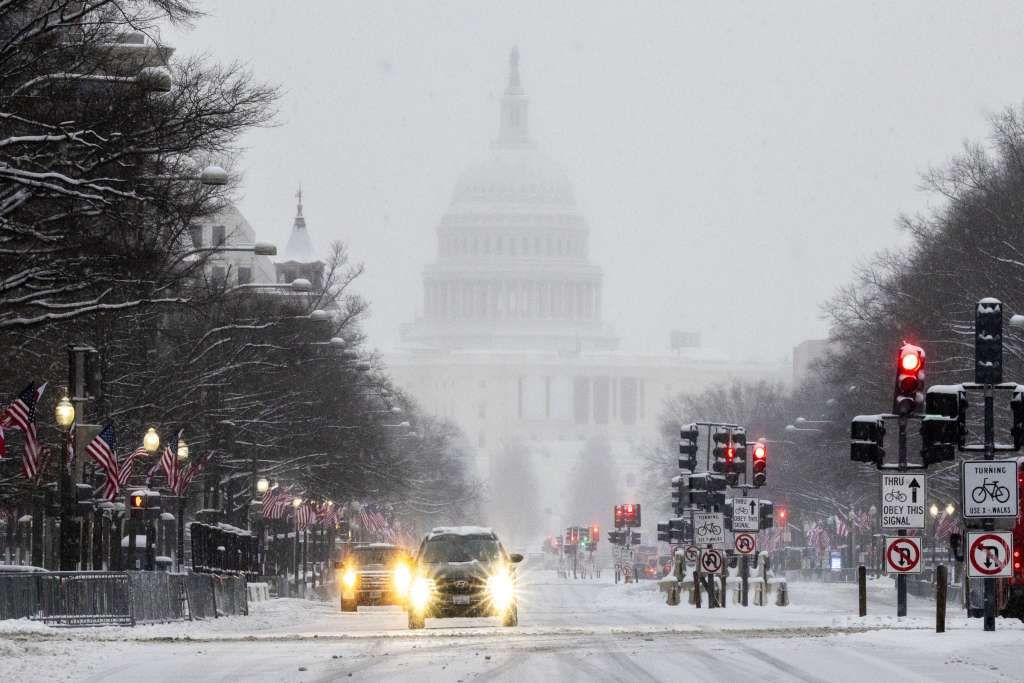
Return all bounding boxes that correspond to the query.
[590,524,600,543]
[777,507,787,523]
[752,441,767,486]
[753,442,767,461]
[894,343,926,415]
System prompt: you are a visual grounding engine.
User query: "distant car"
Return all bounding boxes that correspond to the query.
[406,526,523,629]
[337,543,413,612]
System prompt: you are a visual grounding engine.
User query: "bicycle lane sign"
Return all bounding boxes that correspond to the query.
[880,473,926,529]
[694,512,725,548]
[962,460,1018,518]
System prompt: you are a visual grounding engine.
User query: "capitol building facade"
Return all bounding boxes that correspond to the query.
[387,51,781,516]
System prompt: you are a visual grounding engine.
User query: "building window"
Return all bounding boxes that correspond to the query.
[237,266,252,285]
[211,225,226,246]
[211,265,227,286]
[189,225,203,248]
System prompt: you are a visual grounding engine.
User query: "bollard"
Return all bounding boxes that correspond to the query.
[720,574,727,609]
[936,565,947,633]
[741,555,749,607]
[858,565,867,617]
[775,581,789,606]
[693,570,702,608]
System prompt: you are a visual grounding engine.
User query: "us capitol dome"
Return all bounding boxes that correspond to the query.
[400,48,619,352]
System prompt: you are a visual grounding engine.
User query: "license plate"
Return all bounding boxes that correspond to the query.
[452,595,471,605]
[366,591,382,599]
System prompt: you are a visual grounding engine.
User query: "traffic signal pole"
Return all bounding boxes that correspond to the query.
[983,387,996,632]
[897,416,908,618]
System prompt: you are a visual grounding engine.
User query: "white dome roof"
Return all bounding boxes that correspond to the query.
[451,147,576,211]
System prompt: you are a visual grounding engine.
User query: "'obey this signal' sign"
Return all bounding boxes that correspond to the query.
[880,474,926,529]
[884,536,922,574]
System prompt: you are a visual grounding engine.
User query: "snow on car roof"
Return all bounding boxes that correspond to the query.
[427,526,496,539]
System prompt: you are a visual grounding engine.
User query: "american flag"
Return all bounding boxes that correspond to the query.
[105,446,148,501]
[173,455,205,496]
[852,509,873,531]
[834,514,849,538]
[148,444,179,492]
[261,488,290,519]
[317,502,339,527]
[0,383,47,479]
[358,504,394,541]
[295,502,318,531]
[934,511,960,541]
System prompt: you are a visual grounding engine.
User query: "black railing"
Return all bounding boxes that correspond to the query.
[190,523,260,576]
[0,571,248,625]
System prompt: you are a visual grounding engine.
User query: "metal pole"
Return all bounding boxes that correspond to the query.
[858,565,867,616]
[58,428,75,570]
[741,555,749,606]
[897,415,907,618]
[936,564,947,633]
[293,513,299,594]
[177,495,186,571]
[983,389,996,632]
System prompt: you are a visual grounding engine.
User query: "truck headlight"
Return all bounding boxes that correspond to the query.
[342,567,357,589]
[410,577,433,613]
[393,562,412,598]
[487,568,515,612]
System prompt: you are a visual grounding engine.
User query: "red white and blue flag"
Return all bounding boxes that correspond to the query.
[0,383,47,479]
[261,488,290,519]
[295,503,318,532]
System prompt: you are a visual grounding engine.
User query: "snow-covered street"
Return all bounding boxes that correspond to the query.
[2,573,1021,682]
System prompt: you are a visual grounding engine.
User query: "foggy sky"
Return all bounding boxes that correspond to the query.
[165,2,1024,364]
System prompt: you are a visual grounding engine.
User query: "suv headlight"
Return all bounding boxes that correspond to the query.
[486,567,515,612]
[342,567,358,589]
[409,576,433,613]
[393,562,412,597]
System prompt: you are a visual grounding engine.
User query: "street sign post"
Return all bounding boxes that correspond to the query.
[880,473,926,529]
[734,532,756,556]
[962,461,1019,519]
[884,536,922,574]
[967,531,1013,578]
[699,548,724,574]
[694,512,725,548]
[732,497,759,532]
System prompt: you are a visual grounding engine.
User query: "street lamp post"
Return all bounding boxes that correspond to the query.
[176,436,189,572]
[54,395,76,570]
[128,427,159,570]
[255,478,269,575]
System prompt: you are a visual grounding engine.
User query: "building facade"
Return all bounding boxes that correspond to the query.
[387,51,783,525]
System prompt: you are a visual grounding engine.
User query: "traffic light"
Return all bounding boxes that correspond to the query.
[759,500,774,529]
[851,414,885,466]
[752,440,767,487]
[590,524,600,545]
[630,531,641,545]
[920,415,958,466]
[712,429,734,473]
[1012,387,1024,449]
[129,492,146,519]
[668,517,688,543]
[731,428,747,475]
[776,506,787,527]
[679,423,699,471]
[614,504,625,529]
[671,475,688,514]
[975,298,1002,385]
[925,385,967,448]
[893,343,926,416]
[657,520,670,543]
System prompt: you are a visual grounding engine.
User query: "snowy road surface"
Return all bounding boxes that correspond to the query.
[2,574,1022,682]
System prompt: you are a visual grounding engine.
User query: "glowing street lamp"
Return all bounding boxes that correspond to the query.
[257,478,270,494]
[177,437,189,461]
[54,395,75,431]
[143,427,160,455]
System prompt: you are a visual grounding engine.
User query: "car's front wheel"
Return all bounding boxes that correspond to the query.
[408,611,426,629]
[501,603,518,627]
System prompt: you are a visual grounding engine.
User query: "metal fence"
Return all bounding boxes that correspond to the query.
[0,571,248,625]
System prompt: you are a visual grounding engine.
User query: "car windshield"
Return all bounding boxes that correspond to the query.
[420,535,502,564]
[353,548,401,565]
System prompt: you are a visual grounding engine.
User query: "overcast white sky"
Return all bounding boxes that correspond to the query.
[166,1,1024,363]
